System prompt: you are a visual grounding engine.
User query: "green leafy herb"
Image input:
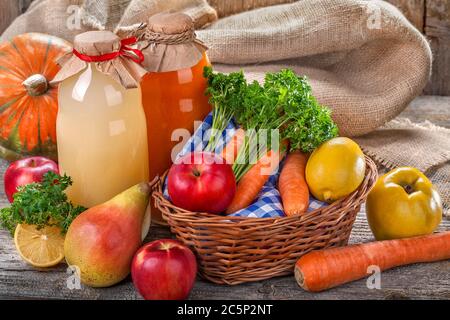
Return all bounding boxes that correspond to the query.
[203,66,247,152]
[232,80,290,180]
[264,69,338,153]
[203,68,338,180]
[0,171,86,235]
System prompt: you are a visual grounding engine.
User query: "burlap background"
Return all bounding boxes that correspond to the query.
[1,0,448,212]
[2,0,432,137]
[0,0,217,41]
[200,0,432,138]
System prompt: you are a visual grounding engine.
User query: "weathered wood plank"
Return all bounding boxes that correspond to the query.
[402,95,450,128]
[424,0,450,96]
[0,1,21,36]
[0,0,33,34]
[0,211,449,300]
[386,0,425,31]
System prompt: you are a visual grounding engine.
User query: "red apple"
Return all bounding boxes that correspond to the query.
[167,152,236,214]
[131,239,197,300]
[4,156,59,203]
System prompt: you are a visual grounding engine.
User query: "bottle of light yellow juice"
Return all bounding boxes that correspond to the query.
[52,31,149,208]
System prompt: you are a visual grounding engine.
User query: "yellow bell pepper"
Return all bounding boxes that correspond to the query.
[366,167,442,240]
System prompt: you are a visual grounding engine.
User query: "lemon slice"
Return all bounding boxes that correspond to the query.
[14,224,65,268]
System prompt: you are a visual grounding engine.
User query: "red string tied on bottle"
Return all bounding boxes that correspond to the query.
[72,37,144,64]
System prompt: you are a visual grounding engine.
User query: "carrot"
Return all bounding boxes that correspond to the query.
[221,128,246,164]
[295,231,450,292]
[279,151,309,216]
[226,145,286,214]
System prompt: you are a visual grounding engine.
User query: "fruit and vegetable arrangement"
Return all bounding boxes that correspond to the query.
[166,67,343,216]
[0,28,447,300]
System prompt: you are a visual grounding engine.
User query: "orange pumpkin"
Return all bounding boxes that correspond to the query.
[0,33,71,161]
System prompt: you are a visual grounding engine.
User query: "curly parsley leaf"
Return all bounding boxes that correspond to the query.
[203,66,247,151]
[203,68,338,179]
[0,171,86,235]
[264,69,338,153]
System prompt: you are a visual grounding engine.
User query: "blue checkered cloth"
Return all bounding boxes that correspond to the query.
[163,113,328,218]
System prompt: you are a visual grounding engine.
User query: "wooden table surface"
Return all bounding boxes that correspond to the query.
[0,96,449,300]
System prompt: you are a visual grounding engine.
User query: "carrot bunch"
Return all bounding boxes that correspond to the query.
[223,79,290,213]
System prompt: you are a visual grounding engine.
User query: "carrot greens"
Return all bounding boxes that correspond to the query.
[232,80,289,181]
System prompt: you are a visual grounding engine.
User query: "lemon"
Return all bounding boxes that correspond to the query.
[306,137,366,203]
[14,224,65,268]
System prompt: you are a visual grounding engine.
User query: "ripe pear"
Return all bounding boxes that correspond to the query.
[64,183,150,287]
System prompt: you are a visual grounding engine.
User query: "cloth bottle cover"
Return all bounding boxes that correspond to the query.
[51,31,147,89]
[139,12,208,73]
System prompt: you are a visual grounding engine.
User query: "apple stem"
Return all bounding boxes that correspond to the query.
[404,184,414,195]
[192,168,201,177]
[159,243,173,251]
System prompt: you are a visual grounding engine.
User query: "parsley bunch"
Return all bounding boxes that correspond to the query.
[232,80,290,180]
[0,171,86,235]
[265,69,339,153]
[203,67,247,152]
[203,68,338,181]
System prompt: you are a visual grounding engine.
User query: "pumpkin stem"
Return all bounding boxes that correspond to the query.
[22,74,49,97]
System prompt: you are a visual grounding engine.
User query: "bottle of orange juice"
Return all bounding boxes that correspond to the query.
[140,13,211,224]
[52,31,149,209]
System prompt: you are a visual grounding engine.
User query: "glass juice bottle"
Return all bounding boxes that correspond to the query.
[140,13,211,224]
[53,31,149,208]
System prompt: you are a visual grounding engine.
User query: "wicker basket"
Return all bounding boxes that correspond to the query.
[152,155,378,285]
